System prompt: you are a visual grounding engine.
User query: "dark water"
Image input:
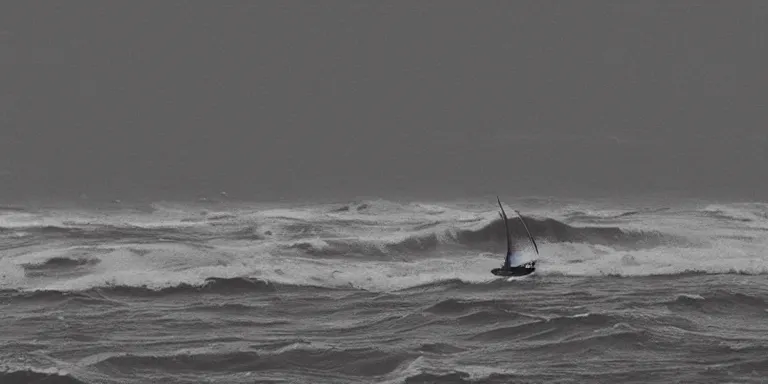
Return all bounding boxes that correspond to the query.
[1,199,767,383]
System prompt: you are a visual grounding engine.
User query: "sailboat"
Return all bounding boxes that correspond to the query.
[490,196,539,277]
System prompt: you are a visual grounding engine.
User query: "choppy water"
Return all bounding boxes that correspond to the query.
[1,198,767,383]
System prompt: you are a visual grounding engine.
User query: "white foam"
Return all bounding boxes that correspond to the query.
[32,244,256,291]
[677,293,705,300]
[0,364,70,376]
[0,212,63,229]
[380,355,519,384]
[0,258,26,289]
[539,236,768,277]
[2,200,767,293]
[10,241,767,292]
[6,245,90,265]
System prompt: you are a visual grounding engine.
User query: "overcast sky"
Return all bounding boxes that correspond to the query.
[1,1,766,203]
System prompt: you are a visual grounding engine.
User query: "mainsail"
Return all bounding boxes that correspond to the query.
[497,197,539,267]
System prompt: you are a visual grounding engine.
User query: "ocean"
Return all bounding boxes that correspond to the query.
[1,197,766,384]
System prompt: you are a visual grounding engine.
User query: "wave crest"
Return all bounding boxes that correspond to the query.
[0,366,86,384]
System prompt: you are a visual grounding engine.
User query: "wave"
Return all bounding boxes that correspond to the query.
[7,256,767,300]
[22,256,100,271]
[101,277,281,296]
[3,289,123,307]
[416,343,467,355]
[1,277,344,302]
[281,215,684,259]
[393,371,474,384]
[382,361,530,384]
[700,203,768,223]
[468,312,619,342]
[664,291,767,314]
[0,367,87,384]
[86,344,419,379]
[0,224,209,244]
[2,198,766,293]
[564,207,672,222]
[3,235,767,293]
[2,199,684,254]
[422,298,545,326]
[454,215,678,248]
[3,275,517,299]
[0,205,27,212]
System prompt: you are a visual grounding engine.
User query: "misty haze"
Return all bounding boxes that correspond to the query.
[1,1,766,202]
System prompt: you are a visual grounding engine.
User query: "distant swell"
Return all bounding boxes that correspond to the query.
[0,224,202,243]
[3,208,683,261]
[455,215,678,249]
[564,207,671,222]
[288,215,682,258]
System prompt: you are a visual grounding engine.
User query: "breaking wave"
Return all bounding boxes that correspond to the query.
[0,366,87,384]
[1,198,767,293]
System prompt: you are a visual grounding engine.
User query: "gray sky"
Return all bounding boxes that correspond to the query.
[1,1,766,202]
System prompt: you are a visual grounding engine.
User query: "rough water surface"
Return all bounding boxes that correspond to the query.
[1,198,767,383]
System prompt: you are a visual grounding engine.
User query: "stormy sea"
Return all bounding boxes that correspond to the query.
[1,197,766,384]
